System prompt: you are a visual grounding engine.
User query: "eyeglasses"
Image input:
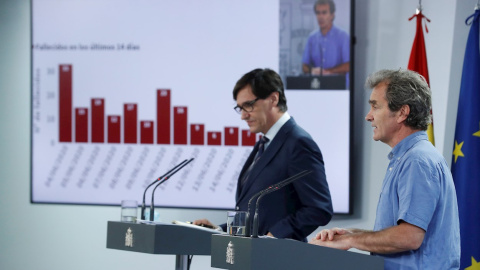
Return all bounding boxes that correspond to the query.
[233,98,260,114]
[315,10,330,15]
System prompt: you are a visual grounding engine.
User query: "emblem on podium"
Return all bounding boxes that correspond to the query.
[125,227,133,247]
[311,77,321,89]
[226,241,235,264]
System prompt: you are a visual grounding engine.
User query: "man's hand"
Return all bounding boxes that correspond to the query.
[309,223,425,254]
[192,218,219,230]
[311,67,322,75]
[314,227,349,241]
[309,234,351,250]
[311,67,335,75]
[308,227,352,250]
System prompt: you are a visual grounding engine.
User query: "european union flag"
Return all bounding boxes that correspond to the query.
[451,9,480,270]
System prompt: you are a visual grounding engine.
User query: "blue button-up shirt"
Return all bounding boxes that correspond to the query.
[302,25,349,69]
[373,131,460,269]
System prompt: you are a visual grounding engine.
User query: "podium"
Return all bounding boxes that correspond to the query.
[106,221,221,270]
[211,234,384,270]
[286,75,346,90]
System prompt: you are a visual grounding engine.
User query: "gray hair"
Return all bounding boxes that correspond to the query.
[314,0,336,14]
[365,69,432,130]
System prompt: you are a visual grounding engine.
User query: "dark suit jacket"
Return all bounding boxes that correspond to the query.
[232,117,333,241]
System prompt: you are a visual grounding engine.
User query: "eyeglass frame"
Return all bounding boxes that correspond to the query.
[233,97,261,114]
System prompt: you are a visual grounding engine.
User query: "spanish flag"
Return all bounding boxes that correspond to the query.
[407,10,435,145]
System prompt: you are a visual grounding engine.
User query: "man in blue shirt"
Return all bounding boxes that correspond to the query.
[302,0,350,76]
[309,69,460,269]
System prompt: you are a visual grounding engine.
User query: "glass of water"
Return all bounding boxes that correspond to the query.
[121,200,138,223]
[227,211,247,236]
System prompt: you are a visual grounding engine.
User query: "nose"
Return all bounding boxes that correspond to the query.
[241,109,249,120]
[365,110,373,122]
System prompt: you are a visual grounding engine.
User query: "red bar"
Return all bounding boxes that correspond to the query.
[190,124,204,145]
[242,129,257,146]
[59,64,72,142]
[91,98,105,143]
[141,121,154,144]
[124,103,137,144]
[108,115,121,143]
[224,127,239,146]
[75,108,88,143]
[157,89,171,144]
[207,131,222,146]
[174,106,187,145]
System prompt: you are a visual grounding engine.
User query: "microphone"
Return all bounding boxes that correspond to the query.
[140,159,188,220]
[319,43,323,76]
[149,158,194,221]
[250,170,312,238]
[244,182,277,237]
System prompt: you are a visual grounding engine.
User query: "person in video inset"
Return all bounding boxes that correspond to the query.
[194,68,333,241]
[302,0,350,77]
[309,69,460,269]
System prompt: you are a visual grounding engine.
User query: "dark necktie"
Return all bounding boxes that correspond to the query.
[254,136,269,163]
[240,136,269,187]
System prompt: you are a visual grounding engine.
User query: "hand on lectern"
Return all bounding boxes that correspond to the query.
[308,227,351,250]
[192,219,221,230]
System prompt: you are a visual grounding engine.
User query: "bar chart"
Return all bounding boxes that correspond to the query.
[32,63,258,209]
[58,64,258,147]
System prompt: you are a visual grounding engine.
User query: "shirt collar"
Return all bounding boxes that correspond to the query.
[388,131,428,160]
[263,112,290,147]
[320,24,339,38]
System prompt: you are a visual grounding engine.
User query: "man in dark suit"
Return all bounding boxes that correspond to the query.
[195,68,332,241]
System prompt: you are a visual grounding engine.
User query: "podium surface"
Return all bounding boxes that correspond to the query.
[107,221,220,255]
[286,75,347,90]
[211,234,384,270]
[107,221,222,270]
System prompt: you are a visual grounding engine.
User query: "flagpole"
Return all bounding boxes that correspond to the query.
[417,0,422,14]
[408,3,435,145]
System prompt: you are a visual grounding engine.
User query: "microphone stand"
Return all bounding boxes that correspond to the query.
[319,43,323,76]
[140,159,188,220]
[251,170,312,238]
[244,185,274,237]
[149,158,194,221]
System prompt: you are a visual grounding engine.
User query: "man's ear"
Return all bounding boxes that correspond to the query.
[397,104,410,123]
[271,92,279,107]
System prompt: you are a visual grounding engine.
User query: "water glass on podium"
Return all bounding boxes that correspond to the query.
[227,211,247,236]
[120,200,138,223]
